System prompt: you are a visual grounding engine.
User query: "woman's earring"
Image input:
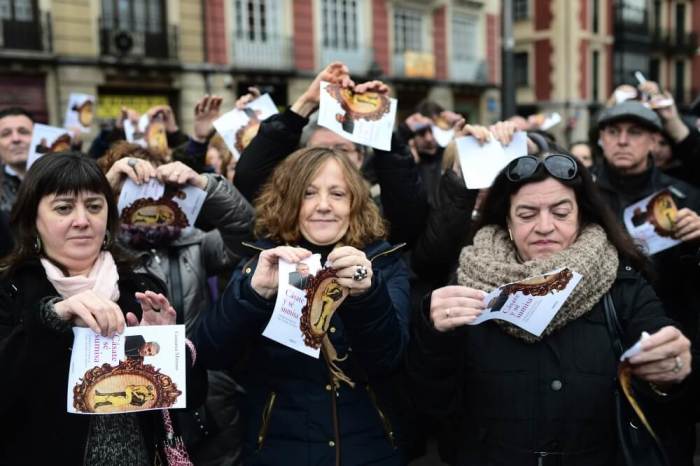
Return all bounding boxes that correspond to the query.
[102,231,112,250]
[33,236,42,254]
[508,229,513,242]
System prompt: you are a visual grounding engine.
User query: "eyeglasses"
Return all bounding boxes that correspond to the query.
[505,154,578,182]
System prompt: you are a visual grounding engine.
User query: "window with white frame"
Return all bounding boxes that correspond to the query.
[0,0,34,21]
[234,0,280,41]
[394,7,423,53]
[620,0,646,24]
[322,0,359,49]
[101,0,164,33]
[452,13,478,61]
[513,0,528,21]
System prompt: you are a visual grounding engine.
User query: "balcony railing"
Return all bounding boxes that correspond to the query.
[451,58,488,84]
[99,17,178,60]
[650,28,698,55]
[0,11,52,52]
[231,33,293,71]
[320,45,372,75]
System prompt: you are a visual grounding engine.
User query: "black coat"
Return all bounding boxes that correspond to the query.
[406,263,675,466]
[233,108,429,247]
[0,260,206,465]
[411,170,478,287]
[192,239,410,465]
[593,161,700,464]
[592,161,700,341]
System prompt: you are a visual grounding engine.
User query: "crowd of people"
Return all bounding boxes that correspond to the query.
[1,60,700,466]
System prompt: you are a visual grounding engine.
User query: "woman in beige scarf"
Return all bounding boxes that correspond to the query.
[407,153,691,465]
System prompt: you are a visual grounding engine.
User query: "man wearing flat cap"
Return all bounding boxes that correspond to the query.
[594,100,700,465]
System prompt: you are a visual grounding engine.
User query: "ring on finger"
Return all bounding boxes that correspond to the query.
[353,265,368,281]
[672,355,683,373]
[127,158,138,168]
[445,308,451,318]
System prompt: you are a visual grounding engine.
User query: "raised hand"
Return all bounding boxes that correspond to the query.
[127,291,177,326]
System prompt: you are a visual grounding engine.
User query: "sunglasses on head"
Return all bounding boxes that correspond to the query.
[505,154,578,182]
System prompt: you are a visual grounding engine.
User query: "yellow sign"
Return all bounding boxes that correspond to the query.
[404,51,435,78]
[97,95,170,119]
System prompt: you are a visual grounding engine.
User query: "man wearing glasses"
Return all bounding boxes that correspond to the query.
[594,100,700,466]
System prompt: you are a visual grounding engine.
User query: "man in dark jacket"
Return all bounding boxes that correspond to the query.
[0,107,33,214]
[594,100,700,465]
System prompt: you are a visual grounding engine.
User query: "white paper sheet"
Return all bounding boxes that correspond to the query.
[317,81,397,151]
[68,325,187,414]
[431,125,454,147]
[26,123,73,170]
[622,189,681,255]
[262,255,323,358]
[63,93,95,133]
[469,268,583,337]
[213,94,279,160]
[456,131,528,189]
[118,178,207,230]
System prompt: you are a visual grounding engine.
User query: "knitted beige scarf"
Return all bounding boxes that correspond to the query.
[457,224,619,343]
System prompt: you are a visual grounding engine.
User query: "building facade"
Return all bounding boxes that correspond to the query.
[510,0,615,143]
[0,0,503,141]
[512,0,700,145]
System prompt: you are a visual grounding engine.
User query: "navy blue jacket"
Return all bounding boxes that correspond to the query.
[193,239,410,465]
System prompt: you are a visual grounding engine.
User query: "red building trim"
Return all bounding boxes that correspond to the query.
[579,39,589,100]
[535,0,553,31]
[433,6,447,80]
[204,0,227,65]
[606,43,613,96]
[579,0,588,30]
[371,0,390,74]
[534,39,553,100]
[486,13,500,84]
[293,0,315,71]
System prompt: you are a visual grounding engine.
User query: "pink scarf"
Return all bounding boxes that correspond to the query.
[40,251,120,301]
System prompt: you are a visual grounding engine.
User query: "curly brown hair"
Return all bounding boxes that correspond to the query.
[96,141,164,173]
[254,147,386,248]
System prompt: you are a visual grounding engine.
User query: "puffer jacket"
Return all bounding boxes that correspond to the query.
[193,239,410,466]
[131,173,254,332]
[129,173,253,466]
[406,262,677,466]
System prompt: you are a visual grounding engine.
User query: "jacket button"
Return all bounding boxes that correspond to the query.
[328,441,335,447]
[550,380,563,391]
[625,266,632,271]
[330,326,336,333]
[325,384,332,391]
[245,267,252,274]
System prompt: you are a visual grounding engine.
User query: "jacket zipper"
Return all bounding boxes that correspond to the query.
[331,385,341,466]
[369,243,406,263]
[366,385,397,449]
[257,391,277,450]
[242,242,406,261]
[241,241,266,253]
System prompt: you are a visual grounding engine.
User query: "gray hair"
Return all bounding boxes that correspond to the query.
[300,112,370,162]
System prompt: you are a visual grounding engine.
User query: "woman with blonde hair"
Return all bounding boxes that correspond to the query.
[194,146,410,465]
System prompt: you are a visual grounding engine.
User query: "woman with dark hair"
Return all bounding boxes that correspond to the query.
[193,146,410,465]
[0,152,204,465]
[406,153,691,465]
